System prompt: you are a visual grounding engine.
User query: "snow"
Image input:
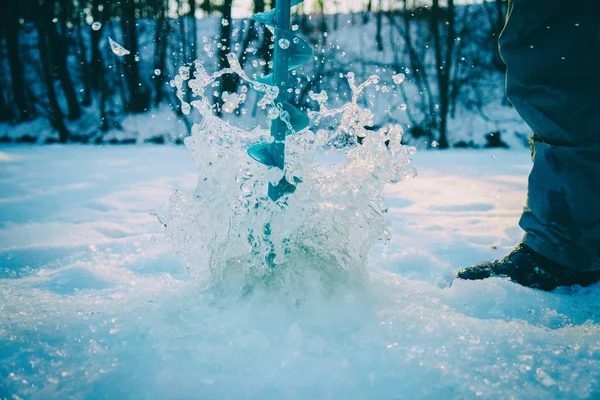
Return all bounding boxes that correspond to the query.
[1,145,600,399]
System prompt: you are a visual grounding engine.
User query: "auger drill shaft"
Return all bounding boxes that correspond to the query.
[270,0,291,171]
[247,0,312,201]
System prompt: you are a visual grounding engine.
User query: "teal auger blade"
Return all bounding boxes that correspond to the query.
[246,0,312,201]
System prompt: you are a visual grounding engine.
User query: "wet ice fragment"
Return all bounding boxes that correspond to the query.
[109,38,131,56]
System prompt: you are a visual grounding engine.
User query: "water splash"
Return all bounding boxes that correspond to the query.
[164,57,416,297]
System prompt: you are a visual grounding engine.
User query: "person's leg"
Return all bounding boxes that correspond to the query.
[458,0,600,288]
[500,0,600,272]
[521,144,600,271]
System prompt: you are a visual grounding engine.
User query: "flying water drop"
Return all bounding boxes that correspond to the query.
[278,38,290,50]
[392,73,406,85]
[91,21,102,31]
[222,93,241,114]
[267,107,280,120]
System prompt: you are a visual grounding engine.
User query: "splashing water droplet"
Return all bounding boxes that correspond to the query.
[278,38,290,50]
[392,73,406,85]
[91,22,102,31]
[154,69,161,76]
[291,24,299,31]
[181,102,191,115]
[108,38,131,57]
[134,55,140,62]
[222,93,241,114]
[221,18,229,26]
[267,107,280,120]
[179,66,190,80]
[368,75,380,85]
[52,18,58,23]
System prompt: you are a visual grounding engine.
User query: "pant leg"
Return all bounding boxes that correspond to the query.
[499,0,600,271]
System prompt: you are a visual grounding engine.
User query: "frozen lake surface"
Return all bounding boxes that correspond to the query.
[1,146,599,399]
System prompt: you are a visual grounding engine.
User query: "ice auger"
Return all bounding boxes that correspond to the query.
[246,0,313,201]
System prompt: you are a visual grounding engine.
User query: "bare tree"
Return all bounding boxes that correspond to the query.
[189,0,198,62]
[216,0,237,114]
[429,0,455,148]
[6,1,34,121]
[90,0,105,91]
[153,0,169,106]
[37,7,70,142]
[482,0,507,73]
[375,2,384,52]
[121,0,150,113]
[387,2,437,142]
[76,16,92,107]
[363,0,373,24]
[45,0,82,120]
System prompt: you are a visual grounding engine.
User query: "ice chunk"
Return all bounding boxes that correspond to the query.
[108,37,130,56]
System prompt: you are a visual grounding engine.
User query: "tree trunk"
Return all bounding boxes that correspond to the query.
[375,7,383,51]
[42,0,82,120]
[430,0,454,149]
[178,0,188,65]
[90,0,105,92]
[77,18,92,107]
[363,0,373,24]
[390,2,436,136]
[90,0,110,131]
[318,0,328,37]
[255,0,273,75]
[121,0,150,113]
[216,0,237,114]
[6,1,32,122]
[189,0,198,62]
[37,13,70,142]
[153,0,168,106]
[0,89,9,122]
[0,22,11,122]
[201,0,212,15]
[333,1,339,30]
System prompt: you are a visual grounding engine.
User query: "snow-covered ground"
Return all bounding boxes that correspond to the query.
[1,145,599,399]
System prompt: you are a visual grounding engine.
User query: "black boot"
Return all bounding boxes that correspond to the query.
[457,243,600,291]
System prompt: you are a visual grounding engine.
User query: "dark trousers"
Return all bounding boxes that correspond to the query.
[499,0,600,271]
